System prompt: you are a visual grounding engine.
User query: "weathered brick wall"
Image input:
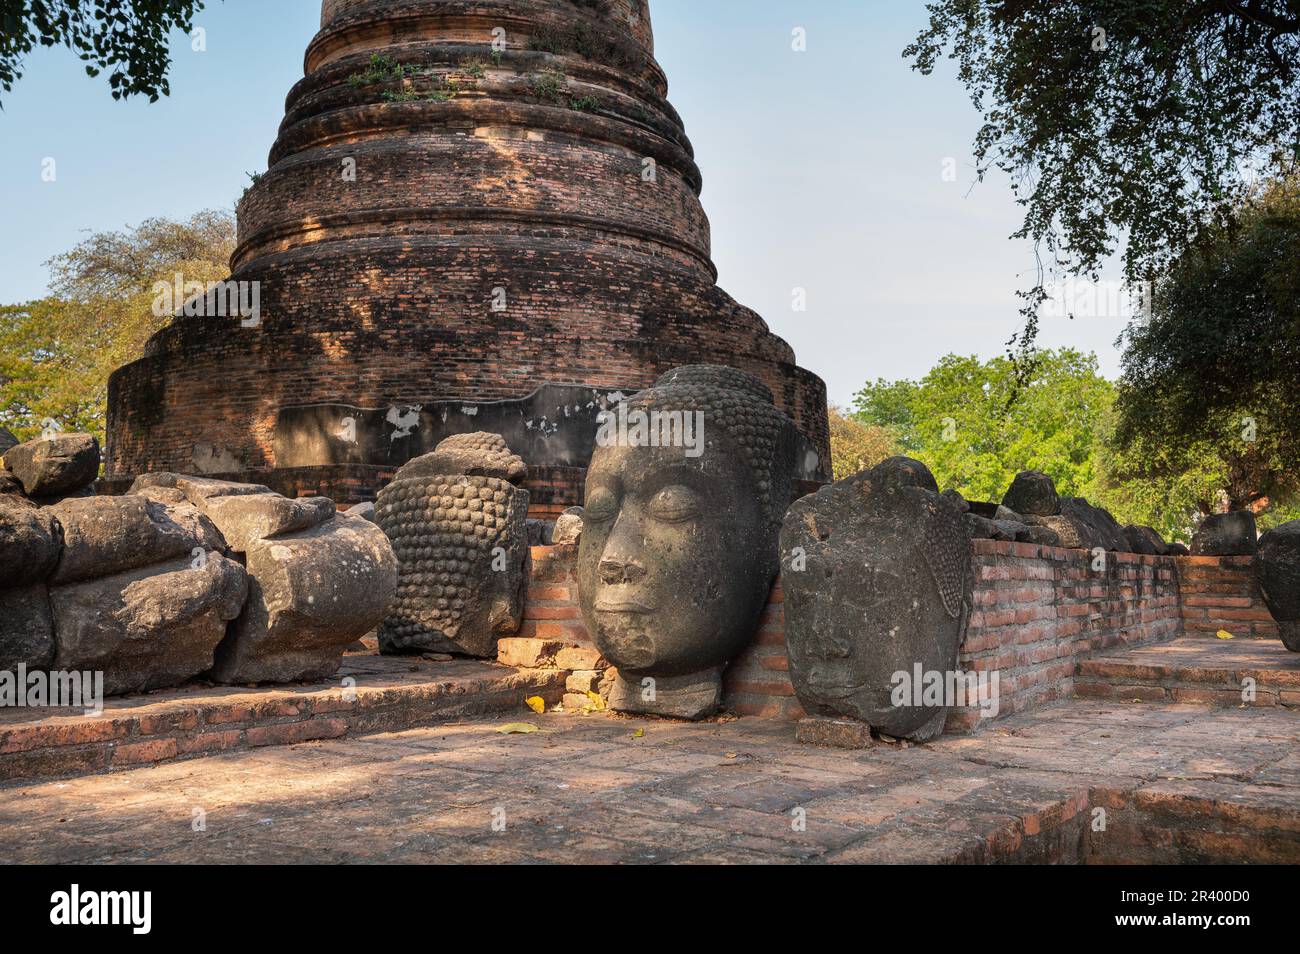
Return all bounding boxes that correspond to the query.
[944,541,1182,730]
[1175,555,1279,639]
[521,544,591,646]
[520,541,1283,733]
[722,584,802,719]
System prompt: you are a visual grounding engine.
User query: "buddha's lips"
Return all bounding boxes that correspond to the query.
[594,601,655,614]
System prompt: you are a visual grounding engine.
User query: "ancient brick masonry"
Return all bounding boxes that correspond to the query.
[105,0,828,503]
[516,539,1284,730]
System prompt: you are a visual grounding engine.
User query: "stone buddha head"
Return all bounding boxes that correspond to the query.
[578,365,797,717]
[780,457,972,741]
[376,433,529,658]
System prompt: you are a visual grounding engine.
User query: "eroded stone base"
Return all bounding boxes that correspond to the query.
[608,668,722,720]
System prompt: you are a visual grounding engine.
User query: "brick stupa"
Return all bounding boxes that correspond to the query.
[106,0,829,508]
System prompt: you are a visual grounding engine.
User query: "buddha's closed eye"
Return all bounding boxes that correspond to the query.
[585,487,620,522]
[647,485,703,523]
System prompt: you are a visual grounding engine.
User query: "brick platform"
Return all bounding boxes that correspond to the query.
[1,700,1295,864]
[1076,639,1300,709]
[0,655,564,783]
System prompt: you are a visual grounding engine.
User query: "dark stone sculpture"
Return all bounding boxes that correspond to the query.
[1001,470,1061,516]
[0,496,62,587]
[376,433,530,658]
[1191,511,1258,556]
[781,456,972,741]
[1254,520,1300,651]
[578,366,797,719]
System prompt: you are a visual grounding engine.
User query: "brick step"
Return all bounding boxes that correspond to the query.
[1074,638,1300,709]
[0,655,565,784]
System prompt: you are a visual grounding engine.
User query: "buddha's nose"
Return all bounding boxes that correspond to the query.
[599,556,647,584]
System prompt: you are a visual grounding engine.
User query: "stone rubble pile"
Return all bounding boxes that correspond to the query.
[0,433,397,694]
[948,468,1183,556]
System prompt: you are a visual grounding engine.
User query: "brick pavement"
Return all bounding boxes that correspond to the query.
[2,699,1296,864]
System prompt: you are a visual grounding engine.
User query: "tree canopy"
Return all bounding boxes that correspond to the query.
[1113,176,1300,514]
[852,349,1113,504]
[0,210,235,442]
[906,0,1300,365]
[0,0,206,105]
[826,407,896,481]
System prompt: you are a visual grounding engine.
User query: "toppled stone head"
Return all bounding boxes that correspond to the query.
[376,433,530,658]
[1255,520,1300,652]
[781,456,973,741]
[578,365,797,718]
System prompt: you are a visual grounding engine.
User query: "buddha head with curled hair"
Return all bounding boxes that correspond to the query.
[578,366,798,706]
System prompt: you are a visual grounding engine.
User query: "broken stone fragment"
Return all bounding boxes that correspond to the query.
[0,495,63,587]
[1001,470,1061,517]
[607,667,724,720]
[940,489,970,514]
[2,433,100,498]
[212,515,397,684]
[128,472,274,503]
[0,585,55,671]
[526,518,552,547]
[1123,524,1169,556]
[49,554,248,696]
[47,495,223,585]
[1017,524,1062,547]
[344,501,377,524]
[551,506,584,546]
[195,493,336,553]
[1191,511,1258,557]
[1022,497,1128,551]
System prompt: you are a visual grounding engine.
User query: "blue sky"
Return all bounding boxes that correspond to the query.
[0,0,1127,406]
